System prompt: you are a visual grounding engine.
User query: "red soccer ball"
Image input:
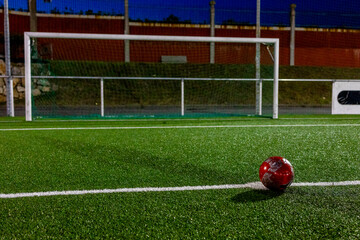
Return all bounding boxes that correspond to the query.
[259,156,294,191]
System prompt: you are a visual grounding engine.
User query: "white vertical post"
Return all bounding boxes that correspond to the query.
[100,78,104,117]
[181,78,184,116]
[273,40,279,119]
[24,33,32,121]
[255,0,262,116]
[4,0,14,117]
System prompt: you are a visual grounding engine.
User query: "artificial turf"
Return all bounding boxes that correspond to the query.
[0,116,359,238]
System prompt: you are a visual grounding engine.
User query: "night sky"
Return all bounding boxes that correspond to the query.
[5,0,360,28]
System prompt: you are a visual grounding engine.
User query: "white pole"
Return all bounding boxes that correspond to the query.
[273,40,279,119]
[24,32,278,44]
[24,33,32,121]
[4,0,14,117]
[255,0,262,116]
[181,78,184,116]
[100,78,104,117]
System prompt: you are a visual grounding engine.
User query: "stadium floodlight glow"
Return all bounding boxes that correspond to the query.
[24,32,279,121]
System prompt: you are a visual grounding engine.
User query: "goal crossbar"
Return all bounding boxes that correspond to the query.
[24,32,279,44]
[24,32,279,121]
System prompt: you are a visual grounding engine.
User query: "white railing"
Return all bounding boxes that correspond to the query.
[3,74,360,119]
[29,76,277,119]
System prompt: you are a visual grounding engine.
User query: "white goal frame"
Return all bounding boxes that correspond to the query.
[24,32,279,121]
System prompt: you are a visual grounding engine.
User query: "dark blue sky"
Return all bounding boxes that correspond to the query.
[5,0,360,28]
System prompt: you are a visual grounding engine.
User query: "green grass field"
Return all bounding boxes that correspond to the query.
[0,116,359,239]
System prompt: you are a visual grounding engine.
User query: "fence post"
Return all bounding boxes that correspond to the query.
[209,1,215,64]
[255,0,262,115]
[100,78,104,117]
[290,4,296,66]
[124,0,130,62]
[29,0,37,32]
[181,78,185,116]
[4,0,14,117]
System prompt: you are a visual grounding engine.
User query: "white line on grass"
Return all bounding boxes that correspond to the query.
[1,123,360,131]
[1,181,359,199]
[39,117,360,122]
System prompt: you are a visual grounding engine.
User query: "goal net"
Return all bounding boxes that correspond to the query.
[24,33,279,121]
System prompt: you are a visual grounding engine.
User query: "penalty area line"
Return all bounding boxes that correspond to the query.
[1,181,360,199]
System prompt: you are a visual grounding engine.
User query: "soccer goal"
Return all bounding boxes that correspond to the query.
[24,32,279,121]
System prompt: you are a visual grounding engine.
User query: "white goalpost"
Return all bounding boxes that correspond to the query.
[24,32,279,121]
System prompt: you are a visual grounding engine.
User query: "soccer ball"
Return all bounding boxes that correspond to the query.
[259,156,294,191]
